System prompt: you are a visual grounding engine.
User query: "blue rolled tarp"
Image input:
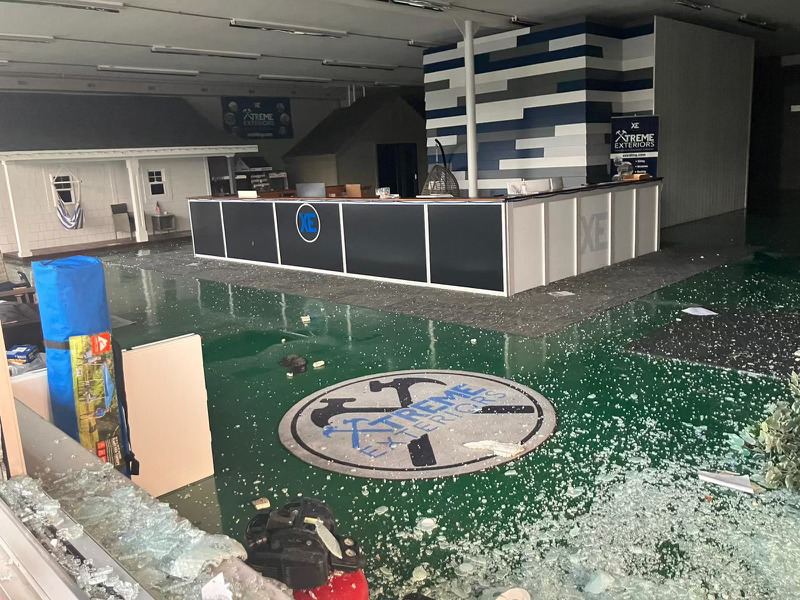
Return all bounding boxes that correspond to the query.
[32,257,130,473]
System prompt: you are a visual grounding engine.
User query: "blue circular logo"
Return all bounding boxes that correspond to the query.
[296,203,320,243]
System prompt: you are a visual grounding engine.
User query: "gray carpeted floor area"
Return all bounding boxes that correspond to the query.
[99,239,751,338]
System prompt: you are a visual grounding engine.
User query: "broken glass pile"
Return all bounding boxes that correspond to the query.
[0,475,139,600]
[389,464,800,599]
[2,463,291,600]
[44,462,254,599]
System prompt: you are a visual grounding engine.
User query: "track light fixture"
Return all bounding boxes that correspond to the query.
[230,18,348,38]
[0,33,55,42]
[510,16,539,27]
[322,59,396,71]
[258,74,333,83]
[673,0,708,9]
[151,45,260,60]
[391,0,450,11]
[737,14,777,31]
[17,0,122,12]
[97,64,199,76]
[407,39,439,49]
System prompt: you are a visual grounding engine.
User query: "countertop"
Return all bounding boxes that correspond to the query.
[189,178,663,204]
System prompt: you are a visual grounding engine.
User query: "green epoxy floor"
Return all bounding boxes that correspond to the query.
[103,252,800,598]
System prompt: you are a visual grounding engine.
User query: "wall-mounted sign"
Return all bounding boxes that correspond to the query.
[278,370,557,480]
[610,115,659,178]
[296,203,320,243]
[221,97,293,140]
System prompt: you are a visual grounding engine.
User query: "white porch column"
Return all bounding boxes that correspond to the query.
[463,19,479,198]
[125,158,149,243]
[1,160,30,258]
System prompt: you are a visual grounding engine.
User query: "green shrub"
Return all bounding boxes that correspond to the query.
[732,372,800,492]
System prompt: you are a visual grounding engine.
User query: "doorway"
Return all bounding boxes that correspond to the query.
[376,143,419,197]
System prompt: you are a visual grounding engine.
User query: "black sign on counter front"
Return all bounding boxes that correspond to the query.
[222,97,293,139]
[610,115,659,178]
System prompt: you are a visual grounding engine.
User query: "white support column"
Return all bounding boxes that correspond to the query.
[1,160,29,258]
[125,158,149,243]
[463,19,479,198]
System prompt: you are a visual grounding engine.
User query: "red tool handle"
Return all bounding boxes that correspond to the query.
[293,570,368,600]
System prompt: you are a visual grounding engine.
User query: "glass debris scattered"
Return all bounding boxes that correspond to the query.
[0,476,139,600]
[37,463,289,600]
[94,245,800,599]
[387,465,800,599]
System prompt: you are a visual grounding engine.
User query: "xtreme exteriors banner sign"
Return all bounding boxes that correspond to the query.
[610,115,659,178]
[221,97,293,140]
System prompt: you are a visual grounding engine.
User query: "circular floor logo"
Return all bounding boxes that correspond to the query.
[279,370,557,480]
[296,203,320,243]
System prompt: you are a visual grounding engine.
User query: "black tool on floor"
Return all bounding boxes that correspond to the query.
[245,497,364,591]
[280,354,307,374]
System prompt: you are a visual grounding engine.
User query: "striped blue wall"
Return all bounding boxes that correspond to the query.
[424,19,655,196]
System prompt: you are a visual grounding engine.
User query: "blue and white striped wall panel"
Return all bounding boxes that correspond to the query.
[424,20,655,196]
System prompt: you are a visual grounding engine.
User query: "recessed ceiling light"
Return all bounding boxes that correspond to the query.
[17,0,123,12]
[0,33,55,43]
[151,45,260,60]
[322,59,396,71]
[230,18,348,38]
[258,74,333,83]
[97,64,199,76]
[391,0,450,11]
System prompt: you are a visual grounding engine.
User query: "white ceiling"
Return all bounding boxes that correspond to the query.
[0,0,797,97]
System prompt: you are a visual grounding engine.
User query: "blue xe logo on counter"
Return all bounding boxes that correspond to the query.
[296,203,321,243]
[299,213,317,233]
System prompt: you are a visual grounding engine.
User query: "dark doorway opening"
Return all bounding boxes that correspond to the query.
[377,143,418,197]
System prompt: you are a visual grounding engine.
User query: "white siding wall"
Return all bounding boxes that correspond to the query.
[0,166,19,253]
[138,157,208,232]
[654,17,754,227]
[5,161,123,253]
[2,156,208,254]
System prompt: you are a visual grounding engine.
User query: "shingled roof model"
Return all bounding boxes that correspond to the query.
[0,93,245,153]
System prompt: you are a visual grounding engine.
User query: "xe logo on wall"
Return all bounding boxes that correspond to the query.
[580,212,609,253]
[278,371,557,480]
[296,203,320,243]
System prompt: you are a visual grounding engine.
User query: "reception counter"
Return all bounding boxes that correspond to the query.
[188,179,661,296]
